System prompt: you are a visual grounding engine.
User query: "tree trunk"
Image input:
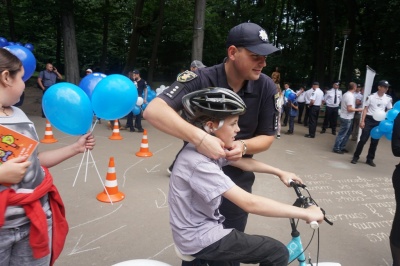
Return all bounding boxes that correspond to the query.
[100,0,110,73]
[124,0,145,75]
[191,0,206,62]
[60,0,79,84]
[148,0,165,84]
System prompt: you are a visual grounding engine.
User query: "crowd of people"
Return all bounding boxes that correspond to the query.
[0,20,398,266]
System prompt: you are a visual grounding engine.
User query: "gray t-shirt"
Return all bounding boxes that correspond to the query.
[0,107,49,228]
[168,143,235,255]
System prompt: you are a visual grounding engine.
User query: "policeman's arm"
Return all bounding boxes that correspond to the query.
[225,135,274,161]
[143,98,226,160]
[359,106,368,129]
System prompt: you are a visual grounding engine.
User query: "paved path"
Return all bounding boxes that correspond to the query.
[20,88,395,266]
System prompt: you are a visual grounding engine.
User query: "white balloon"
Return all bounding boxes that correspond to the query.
[156,88,162,95]
[160,85,166,90]
[136,97,144,106]
[372,109,386,121]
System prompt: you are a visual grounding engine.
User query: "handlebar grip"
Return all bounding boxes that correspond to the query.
[310,221,319,230]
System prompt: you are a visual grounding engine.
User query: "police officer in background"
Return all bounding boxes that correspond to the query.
[305,81,324,138]
[321,81,342,135]
[351,80,393,166]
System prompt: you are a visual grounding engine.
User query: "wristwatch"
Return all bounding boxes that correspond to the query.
[239,140,247,156]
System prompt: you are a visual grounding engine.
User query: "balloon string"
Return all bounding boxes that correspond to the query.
[90,117,98,132]
[73,148,87,187]
[89,149,114,205]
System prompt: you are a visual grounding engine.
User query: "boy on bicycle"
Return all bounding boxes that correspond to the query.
[169,87,324,265]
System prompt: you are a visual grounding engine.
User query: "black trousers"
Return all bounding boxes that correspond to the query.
[283,104,290,125]
[190,229,288,266]
[303,104,310,126]
[391,164,400,247]
[322,106,339,132]
[297,102,305,123]
[308,105,320,136]
[353,115,380,161]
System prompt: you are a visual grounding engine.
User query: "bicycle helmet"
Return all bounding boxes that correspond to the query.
[182,87,247,123]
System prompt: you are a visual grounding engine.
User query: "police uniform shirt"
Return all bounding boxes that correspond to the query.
[354,91,363,108]
[296,89,306,103]
[310,88,324,106]
[324,88,342,107]
[365,92,392,116]
[158,63,277,140]
[304,89,313,104]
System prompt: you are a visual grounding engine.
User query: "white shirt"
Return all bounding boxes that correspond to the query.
[365,92,392,116]
[340,91,356,119]
[296,89,306,103]
[310,88,324,106]
[304,89,313,104]
[324,88,342,107]
[354,91,363,108]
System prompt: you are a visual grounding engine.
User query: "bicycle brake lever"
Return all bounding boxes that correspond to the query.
[320,208,333,226]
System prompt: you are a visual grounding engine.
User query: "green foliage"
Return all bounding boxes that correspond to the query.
[1,0,399,90]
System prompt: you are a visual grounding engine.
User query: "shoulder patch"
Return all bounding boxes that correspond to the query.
[177,70,197,83]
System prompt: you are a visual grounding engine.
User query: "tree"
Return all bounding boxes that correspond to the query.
[59,0,79,84]
[192,0,206,61]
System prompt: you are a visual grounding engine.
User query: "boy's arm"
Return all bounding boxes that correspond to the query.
[223,185,324,223]
[230,158,302,186]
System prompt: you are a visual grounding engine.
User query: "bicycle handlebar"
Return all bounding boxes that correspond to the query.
[289,180,333,229]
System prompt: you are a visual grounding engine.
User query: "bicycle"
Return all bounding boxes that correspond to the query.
[287,181,340,266]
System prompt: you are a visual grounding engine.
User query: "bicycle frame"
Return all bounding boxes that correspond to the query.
[286,182,340,266]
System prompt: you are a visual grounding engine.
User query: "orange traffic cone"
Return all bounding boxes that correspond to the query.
[109,120,123,140]
[135,129,153,157]
[40,120,58,143]
[97,157,125,203]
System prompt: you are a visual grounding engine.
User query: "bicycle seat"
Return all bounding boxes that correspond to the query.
[174,245,195,261]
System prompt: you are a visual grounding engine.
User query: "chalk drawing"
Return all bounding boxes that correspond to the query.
[155,188,169,208]
[70,204,123,230]
[69,225,126,255]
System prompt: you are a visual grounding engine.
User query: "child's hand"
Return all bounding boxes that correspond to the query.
[0,156,31,184]
[279,171,303,187]
[74,133,96,153]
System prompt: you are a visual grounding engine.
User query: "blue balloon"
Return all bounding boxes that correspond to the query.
[386,109,400,121]
[24,43,34,52]
[393,101,400,112]
[288,93,296,101]
[8,42,15,46]
[385,131,393,141]
[0,37,8,48]
[15,42,23,46]
[132,105,141,115]
[42,82,93,135]
[378,120,393,133]
[91,74,138,120]
[3,45,36,82]
[370,126,384,139]
[284,90,291,98]
[78,73,107,99]
[142,103,148,111]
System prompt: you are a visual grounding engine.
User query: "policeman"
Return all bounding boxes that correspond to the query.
[321,81,342,135]
[144,22,280,266]
[305,81,324,138]
[351,80,393,166]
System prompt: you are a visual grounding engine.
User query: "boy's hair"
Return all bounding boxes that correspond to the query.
[0,48,22,79]
[182,87,246,127]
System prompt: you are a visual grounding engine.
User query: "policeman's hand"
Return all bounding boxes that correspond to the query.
[196,134,226,160]
[225,140,243,161]
[279,171,303,187]
[0,156,31,184]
